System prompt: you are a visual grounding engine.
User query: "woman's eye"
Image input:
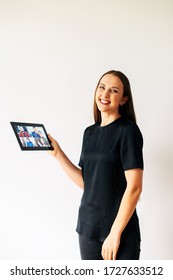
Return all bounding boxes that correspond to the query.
[99,86,105,90]
[112,89,118,93]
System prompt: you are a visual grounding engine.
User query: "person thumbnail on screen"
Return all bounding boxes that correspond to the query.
[17,126,30,137]
[31,127,41,138]
[25,137,36,147]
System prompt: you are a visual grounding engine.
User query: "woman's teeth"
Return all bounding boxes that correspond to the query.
[100,99,110,105]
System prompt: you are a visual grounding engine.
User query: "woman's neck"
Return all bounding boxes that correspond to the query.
[100,113,121,127]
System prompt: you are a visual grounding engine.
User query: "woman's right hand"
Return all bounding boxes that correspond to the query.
[48,134,62,158]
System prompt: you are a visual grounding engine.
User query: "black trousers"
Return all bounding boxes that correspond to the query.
[78,222,141,260]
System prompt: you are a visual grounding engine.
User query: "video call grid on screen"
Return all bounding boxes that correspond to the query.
[10,122,53,150]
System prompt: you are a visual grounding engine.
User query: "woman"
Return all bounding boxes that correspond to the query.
[48,70,144,260]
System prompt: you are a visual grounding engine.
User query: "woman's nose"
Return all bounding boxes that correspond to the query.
[102,89,110,98]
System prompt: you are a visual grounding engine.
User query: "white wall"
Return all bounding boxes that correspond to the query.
[0,0,173,259]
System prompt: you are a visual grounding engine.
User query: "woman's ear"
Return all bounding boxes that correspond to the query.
[120,96,128,106]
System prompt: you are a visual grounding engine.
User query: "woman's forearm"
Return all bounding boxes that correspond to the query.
[110,169,143,236]
[101,171,142,260]
[110,186,141,236]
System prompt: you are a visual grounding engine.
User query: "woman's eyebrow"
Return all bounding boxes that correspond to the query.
[99,82,120,91]
[99,83,105,86]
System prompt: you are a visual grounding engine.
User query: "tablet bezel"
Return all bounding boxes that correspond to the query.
[10,121,53,151]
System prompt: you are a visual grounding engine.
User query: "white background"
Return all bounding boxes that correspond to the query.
[0,0,173,260]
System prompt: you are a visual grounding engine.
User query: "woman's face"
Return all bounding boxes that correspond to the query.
[95,74,127,116]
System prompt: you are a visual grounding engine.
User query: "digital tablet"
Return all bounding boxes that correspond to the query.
[10,121,53,151]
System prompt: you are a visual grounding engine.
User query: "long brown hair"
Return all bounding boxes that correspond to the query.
[93,70,136,124]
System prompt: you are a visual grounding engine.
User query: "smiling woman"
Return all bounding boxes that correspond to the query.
[95,74,127,126]
[49,70,144,260]
[94,70,136,126]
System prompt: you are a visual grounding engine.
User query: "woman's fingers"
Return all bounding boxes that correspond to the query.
[112,251,116,260]
[101,248,104,259]
[47,134,61,157]
[102,243,118,260]
[102,232,120,260]
[108,251,113,260]
[48,134,54,142]
[102,248,114,260]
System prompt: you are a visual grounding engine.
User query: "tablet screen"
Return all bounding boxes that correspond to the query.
[10,122,53,150]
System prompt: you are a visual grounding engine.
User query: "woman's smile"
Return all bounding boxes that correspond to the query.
[100,99,111,105]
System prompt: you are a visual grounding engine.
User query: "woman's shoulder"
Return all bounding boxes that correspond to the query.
[84,123,96,134]
[118,117,140,129]
[118,117,143,137]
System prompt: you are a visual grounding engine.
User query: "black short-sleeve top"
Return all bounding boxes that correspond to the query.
[76,116,144,242]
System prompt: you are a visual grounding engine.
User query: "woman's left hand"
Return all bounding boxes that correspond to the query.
[101,232,121,260]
